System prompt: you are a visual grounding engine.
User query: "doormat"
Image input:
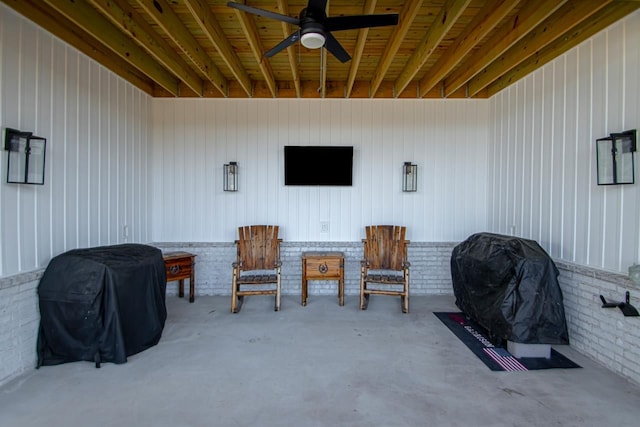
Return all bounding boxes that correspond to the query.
[434,312,581,372]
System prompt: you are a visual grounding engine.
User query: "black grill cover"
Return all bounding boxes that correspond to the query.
[450,233,569,345]
[37,244,167,367]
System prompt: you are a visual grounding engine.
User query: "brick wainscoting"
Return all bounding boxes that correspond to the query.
[153,241,458,297]
[0,270,42,386]
[556,261,640,386]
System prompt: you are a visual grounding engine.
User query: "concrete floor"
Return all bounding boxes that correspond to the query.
[1,295,639,427]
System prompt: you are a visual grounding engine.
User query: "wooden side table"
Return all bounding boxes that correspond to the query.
[302,251,344,306]
[163,251,196,303]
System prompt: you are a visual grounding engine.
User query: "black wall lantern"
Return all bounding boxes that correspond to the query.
[402,162,417,192]
[224,161,238,192]
[596,129,636,185]
[4,128,46,185]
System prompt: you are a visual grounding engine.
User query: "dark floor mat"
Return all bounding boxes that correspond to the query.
[434,312,580,371]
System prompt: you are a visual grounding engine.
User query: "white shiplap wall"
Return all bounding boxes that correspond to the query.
[0,5,152,277]
[150,98,489,243]
[488,10,640,274]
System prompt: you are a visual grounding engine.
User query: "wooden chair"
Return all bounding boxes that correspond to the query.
[231,225,282,313]
[360,225,410,313]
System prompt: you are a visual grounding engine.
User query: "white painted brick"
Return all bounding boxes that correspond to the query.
[557,262,640,386]
[154,241,457,297]
[0,275,40,387]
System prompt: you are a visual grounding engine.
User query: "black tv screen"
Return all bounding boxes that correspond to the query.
[284,146,353,186]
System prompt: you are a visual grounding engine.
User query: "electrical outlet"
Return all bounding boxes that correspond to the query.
[320,221,329,233]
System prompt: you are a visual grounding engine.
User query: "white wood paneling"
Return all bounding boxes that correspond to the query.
[489,10,640,274]
[0,5,151,277]
[150,98,490,243]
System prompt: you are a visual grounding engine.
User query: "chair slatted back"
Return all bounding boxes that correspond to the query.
[364,225,407,271]
[237,225,280,271]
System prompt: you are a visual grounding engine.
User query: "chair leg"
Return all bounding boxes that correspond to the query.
[231,269,241,313]
[402,271,410,314]
[362,293,370,310]
[275,270,281,311]
[359,272,366,310]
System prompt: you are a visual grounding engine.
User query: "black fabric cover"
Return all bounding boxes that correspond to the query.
[37,244,167,367]
[450,233,569,345]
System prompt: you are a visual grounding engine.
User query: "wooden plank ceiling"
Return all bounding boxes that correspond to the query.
[3,0,639,99]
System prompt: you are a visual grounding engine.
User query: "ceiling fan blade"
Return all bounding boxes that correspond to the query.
[325,14,399,32]
[264,31,301,58]
[324,32,351,63]
[307,0,329,13]
[227,2,299,25]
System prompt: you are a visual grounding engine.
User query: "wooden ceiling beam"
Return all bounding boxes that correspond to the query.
[276,0,301,98]
[486,2,640,97]
[232,7,277,98]
[394,0,471,98]
[3,0,155,95]
[418,0,520,98]
[320,47,328,98]
[443,0,567,97]
[183,0,252,97]
[369,0,423,98]
[40,0,180,96]
[88,0,204,97]
[345,0,377,99]
[468,0,614,97]
[319,0,330,99]
[134,0,228,97]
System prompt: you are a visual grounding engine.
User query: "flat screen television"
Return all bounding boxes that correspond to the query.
[284,145,353,186]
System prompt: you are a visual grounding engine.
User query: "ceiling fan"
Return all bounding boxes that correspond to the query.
[227,0,399,63]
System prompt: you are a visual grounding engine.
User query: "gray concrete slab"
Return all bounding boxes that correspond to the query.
[1,295,639,427]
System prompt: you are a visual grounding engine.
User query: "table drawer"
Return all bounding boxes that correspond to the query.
[164,258,193,280]
[305,257,342,279]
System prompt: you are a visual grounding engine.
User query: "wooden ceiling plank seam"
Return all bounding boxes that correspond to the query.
[4,0,155,95]
[486,2,640,97]
[41,0,180,96]
[467,0,614,97]
[394,0,472,98]
[134,0,227,97]
[87,0,204,97]
[369,0,424,98]
[345,0,377,99]
[276,0,301,98]
[184,0,252,97]
[443,0,568,97]
[232,9,277,98]
[418,0,521,98]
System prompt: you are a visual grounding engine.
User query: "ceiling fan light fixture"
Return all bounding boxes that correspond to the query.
[301,32,325,49]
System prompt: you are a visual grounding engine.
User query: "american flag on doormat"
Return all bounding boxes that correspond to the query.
[483,347,528,371]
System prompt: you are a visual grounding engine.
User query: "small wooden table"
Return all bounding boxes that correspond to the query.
[163,251,196,303]
[301,251,344,306]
